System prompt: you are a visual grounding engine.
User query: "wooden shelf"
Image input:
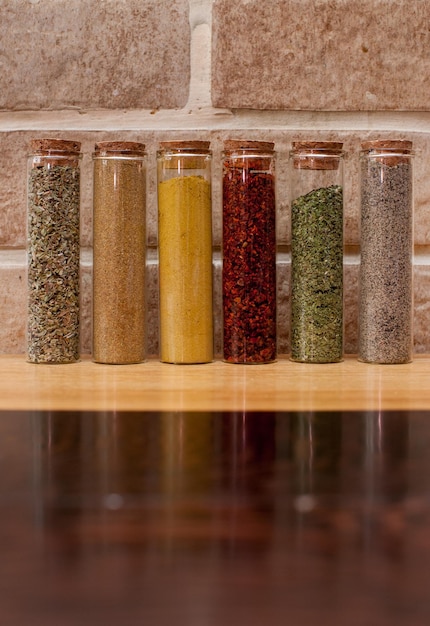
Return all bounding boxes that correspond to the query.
[1,354,429,412]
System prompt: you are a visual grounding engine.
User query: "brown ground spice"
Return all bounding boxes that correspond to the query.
[93,157,146,364]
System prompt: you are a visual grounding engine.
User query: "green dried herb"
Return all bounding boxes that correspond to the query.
[291,185,343,363]
[28,164,80,363]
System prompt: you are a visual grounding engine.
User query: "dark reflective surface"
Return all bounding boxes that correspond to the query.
[1,410,429,624]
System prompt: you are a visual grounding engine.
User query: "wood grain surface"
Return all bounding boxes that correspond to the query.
[1,354,429,411]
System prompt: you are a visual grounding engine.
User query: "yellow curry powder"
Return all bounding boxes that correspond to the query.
[158,174,213,363]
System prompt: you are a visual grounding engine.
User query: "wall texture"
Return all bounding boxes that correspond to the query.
[1,0,430,357]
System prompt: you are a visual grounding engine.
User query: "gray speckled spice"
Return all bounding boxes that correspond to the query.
[359,158,413,364]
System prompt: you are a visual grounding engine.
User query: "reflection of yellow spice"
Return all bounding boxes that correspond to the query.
[158,175,213,363]
[161,412,213,494]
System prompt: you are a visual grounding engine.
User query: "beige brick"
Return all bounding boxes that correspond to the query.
[277,262,360,357]
[0,0,190,111]
[1,127,430,358]
[0,131,94,248]
[3,128,428,249]
[411,134,430,246]
[0,251,94,356]
[0,133,27,247]
[0,131,149,248]
[212,0,430,111]
[82,257,159,357]
[276,259,290,356]
[346,264,430,357]
[346,131,429,247]
[2,255,430,357]
[414,266,430,354]
[0,259,26,354]
[344,264,359,355]
[80,259,92,355]
[2,129,429,249]
[146,261,160,358]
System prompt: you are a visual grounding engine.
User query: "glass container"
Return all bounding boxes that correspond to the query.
[92,141,147,364]
[157,140,213,364]
[289,141,344,363]
[27,138,81,363]
[222,140,277,364]
[358,140,414,364]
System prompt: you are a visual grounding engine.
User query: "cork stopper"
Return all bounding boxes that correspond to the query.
[30,138,81,155]
[29,139,82,169]
[223,140,275,153]
[291,141,344,170]
[361,140,413,166]
[159,140,211,153]
[94,141,146,157]
[158,140,211,170]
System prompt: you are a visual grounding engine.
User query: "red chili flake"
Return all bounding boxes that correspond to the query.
[222,153,277,363]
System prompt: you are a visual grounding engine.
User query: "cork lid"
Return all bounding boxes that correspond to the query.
[223,140,275,153]
[94,141,146,156]
[361,140,412,152]
[30,138,81,154]
[292,141,343,152]
[159,140,211,153]
[291,141,344,170]
[361,140,413,165]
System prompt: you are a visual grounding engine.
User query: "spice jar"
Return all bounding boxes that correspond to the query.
[157,140,213,364]
[92,141,147,364]
[222,140,277,364]
[290,141,344,363]
[27,139,82,363]
[358,140,414,364]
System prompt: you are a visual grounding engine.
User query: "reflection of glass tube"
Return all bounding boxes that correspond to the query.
[363,410,409,500]
[32,411,44,529]
[290,411,342,497]
[161,411,214,496]
[39,411,85,499]
[221,411,276,494]
[357,410,409,554]
[35,410,91,561]
[97,411,162,498]
[158,411,214,555]
[220,411,277,553]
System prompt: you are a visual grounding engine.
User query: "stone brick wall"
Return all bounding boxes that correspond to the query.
[1,0,430,356]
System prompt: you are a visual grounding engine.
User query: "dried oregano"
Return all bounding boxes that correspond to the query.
[291,185,343,362]
[28,163,80,363]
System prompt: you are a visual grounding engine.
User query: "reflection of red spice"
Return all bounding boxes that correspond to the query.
[222,147,276,363]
